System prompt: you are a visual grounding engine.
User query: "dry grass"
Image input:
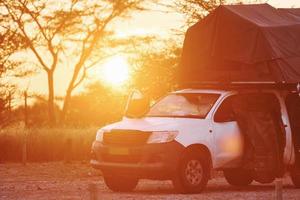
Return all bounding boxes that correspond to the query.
[0,126,98,162]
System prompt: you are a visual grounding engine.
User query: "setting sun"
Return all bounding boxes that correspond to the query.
[101,56,130,86]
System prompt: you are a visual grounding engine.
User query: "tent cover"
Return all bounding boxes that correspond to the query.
[180,4,300,85]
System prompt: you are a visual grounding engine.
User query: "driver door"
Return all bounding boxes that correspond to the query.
[212,95,244,168]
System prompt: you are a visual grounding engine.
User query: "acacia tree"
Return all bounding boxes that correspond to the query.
[1,0,147,125]
[171,0,260,25]
[129,39,181,99]
[0,13,27,78]
[60,1,149,124]
[0,16,26,126]
[175,0,226,24]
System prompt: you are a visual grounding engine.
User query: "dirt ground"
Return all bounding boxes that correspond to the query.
[0,162,300,200]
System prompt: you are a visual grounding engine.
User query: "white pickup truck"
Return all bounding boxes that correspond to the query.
[91,88,300,193]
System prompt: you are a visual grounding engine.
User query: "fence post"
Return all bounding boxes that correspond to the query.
[275,178,283,200]
[64,138,72,163]
[24,91,28,128]
[8,91,11,122]
[22,130,27,165]
[88,183,98,200]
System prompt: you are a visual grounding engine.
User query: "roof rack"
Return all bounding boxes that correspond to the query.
[180,81,298,91]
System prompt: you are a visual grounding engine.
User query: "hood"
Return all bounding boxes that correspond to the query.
[101,117,207,132]
[100,116,212,148]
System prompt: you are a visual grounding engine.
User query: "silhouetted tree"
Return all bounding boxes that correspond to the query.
[0,97,8,126]
[170,0,260,25]
[12,95,60,127]
[60,1,149,124]
[130,41,181,99]
[1,0,149,125]
[0,89,13,127]
[65,81,127,126]
[0,19,25,77]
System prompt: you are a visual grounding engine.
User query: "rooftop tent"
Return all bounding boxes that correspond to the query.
[180,4,300,86]
[280,8,300,19]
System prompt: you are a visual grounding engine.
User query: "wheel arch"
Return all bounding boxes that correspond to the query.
[184,144,213,176]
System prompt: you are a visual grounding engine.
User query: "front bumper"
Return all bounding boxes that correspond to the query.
[90,140,184,179]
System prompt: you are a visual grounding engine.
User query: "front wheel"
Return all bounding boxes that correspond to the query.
[223,168,253,186]
[103,175,139,192]
[172,151,210,193]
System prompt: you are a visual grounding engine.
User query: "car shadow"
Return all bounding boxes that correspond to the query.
[129,180,296,195]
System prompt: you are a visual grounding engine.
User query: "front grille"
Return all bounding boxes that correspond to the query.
[103,130,151,146]
[101,154,142,163]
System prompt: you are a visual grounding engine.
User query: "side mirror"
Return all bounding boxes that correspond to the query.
[125,90,150,118]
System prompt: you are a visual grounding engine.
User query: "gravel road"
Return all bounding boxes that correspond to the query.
[0,162,299,200]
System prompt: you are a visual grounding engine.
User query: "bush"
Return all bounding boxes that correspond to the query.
[0,127,98,162]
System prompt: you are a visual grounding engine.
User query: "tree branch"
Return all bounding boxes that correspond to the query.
[72,66,87,90]
[4,3,50,72]
[19,1,58,61]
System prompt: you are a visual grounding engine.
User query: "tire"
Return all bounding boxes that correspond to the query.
[290,169,300,188]
[223,168,253,186]
[172,150,210,194]
[103,175,138,192]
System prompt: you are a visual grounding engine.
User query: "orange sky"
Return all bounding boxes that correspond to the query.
[269,0,300,8]
[16,0,300,98]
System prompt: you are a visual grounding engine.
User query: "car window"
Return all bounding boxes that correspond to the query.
[214,95,236,122]
[147,93,220,118]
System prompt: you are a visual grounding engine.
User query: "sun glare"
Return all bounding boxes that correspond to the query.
[101,56,130,86]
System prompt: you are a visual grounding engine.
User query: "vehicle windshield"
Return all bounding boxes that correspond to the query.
[147,93,220,118]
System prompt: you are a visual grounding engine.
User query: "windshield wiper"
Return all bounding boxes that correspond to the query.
[147,114,202,119]
[175,114,202,119]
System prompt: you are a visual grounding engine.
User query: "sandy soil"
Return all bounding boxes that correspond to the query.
[0,162,299,200]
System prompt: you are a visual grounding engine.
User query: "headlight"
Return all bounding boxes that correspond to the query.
[95,129,104,142]
[147,131,178,144]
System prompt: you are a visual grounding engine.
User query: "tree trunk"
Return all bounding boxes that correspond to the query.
[60,61,83,124]
[60,87,72,124]
[47,71,56,126]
